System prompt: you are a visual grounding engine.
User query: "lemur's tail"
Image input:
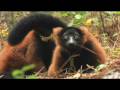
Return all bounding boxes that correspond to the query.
[8,14,67,45]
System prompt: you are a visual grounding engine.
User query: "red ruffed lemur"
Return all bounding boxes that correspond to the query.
[0,13,106,78]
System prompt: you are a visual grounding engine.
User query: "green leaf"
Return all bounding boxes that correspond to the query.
[95,64,107,72]
[74,15,81,19]
[26,75,39,79]
[112,11,120,15]
[12,70,24,79]
[22,64,36,72]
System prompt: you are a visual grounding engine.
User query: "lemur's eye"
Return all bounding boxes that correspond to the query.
[64,36,68,39]
[74,35,79,39]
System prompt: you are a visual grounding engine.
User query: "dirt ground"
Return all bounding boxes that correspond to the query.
[1,40,120,79]
[36,58,120,79]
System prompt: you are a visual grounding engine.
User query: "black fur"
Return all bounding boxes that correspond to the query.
[6,14,105,75]
[60,28,100,69]
[8,14,67,45]
[60,27,84,52]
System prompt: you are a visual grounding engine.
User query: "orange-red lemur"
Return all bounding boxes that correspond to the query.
[0,14,106,78]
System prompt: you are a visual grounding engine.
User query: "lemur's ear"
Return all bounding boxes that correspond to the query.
[79,26,91,43]
[52,27,63,36]
[52,27,63,45]
[79,26,89,33]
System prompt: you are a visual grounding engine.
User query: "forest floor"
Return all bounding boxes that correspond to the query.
[36,58,120,79]
[1,40,120,79]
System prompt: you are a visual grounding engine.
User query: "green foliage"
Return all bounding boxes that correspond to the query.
[22,64,36,72]
[95,64,107,72]
[12,70,24,79]
[110,48,120,59]
[11,64,36,79]
[109,11,120,15]
[26,75,39,79]
[57,12,89,27]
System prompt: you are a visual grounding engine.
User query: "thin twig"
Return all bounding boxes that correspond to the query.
[81,46,98,56]
[35,66,46,76]
[58,54,80,74]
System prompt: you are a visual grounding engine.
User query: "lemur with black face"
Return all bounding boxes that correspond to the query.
[0,14,106,77]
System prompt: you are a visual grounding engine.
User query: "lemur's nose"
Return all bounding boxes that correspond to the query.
[67,37,76,46]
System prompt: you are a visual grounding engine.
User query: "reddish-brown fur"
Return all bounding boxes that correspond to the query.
[0,27,106,77]
[48,27,106,76]
[0,31,46,74]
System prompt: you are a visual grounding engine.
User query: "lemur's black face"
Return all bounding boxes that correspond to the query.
[61,27,84,51]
